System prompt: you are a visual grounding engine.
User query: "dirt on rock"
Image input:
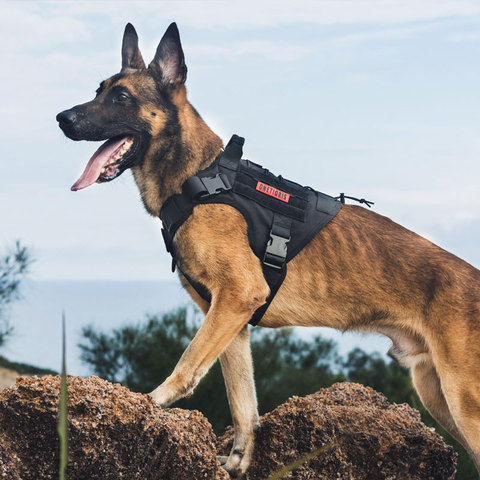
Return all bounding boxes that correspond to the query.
[0,375,223,480]
[219,382,457,480]
[0,377,457,480]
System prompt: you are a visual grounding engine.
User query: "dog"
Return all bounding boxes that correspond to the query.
[57,22,480,477]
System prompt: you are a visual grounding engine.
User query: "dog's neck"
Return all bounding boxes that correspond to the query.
[131,93,223,217]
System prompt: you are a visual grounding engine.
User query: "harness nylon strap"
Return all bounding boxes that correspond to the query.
[248,212,292,325]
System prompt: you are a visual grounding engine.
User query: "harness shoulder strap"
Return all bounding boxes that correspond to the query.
[248,212,291,326]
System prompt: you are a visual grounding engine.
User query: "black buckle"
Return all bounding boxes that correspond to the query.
[183,173,231,200]
[200,174,231,197]
[263,233,290,270]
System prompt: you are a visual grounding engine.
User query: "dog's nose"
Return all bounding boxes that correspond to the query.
[56,109,77,125]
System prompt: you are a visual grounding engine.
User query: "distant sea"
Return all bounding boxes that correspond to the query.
[5,281,390,376]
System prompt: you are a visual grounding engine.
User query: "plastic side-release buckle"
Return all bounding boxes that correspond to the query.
[263,214,292,270]
[263,233,290,270]
[201,174,231,197]
[183,173,231,200]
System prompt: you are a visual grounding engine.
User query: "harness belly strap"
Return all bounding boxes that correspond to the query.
[159,134,342,326]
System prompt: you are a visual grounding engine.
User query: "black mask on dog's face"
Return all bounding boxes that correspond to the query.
[56,22,187,191]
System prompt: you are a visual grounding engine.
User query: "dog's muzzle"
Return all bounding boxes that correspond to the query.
[56,109,84,140]
[56,109,77,127]
[56,107,106,141]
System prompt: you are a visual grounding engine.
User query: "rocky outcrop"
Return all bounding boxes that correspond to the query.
[219,382,457,479]
[0,376,224,480]
[0,377,457,479]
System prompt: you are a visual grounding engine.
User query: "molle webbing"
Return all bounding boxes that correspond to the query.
[160,135,342,326]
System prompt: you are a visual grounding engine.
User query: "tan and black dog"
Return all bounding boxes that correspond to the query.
[57,22,480,477]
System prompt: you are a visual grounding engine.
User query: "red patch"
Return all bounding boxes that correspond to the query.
[256,181,290,203]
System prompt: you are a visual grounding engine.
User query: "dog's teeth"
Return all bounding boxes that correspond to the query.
[105,138,133,169]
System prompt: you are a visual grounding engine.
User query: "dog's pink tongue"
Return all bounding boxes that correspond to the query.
[71,137,128,191]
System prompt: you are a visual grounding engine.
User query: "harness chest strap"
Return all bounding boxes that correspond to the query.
[159,134,342,326]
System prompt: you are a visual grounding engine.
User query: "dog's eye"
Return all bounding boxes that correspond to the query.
[115,93,129,103]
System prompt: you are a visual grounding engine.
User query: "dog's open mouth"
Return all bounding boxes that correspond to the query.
[71,136,135,191]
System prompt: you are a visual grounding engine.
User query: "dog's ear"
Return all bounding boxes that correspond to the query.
[149,22,187,86]
[121,23,145,72]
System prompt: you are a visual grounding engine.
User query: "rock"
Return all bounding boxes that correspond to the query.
[0,377,457,479]
[0,375,224,480]
[218,382,457,479]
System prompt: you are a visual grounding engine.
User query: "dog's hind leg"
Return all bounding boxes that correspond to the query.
[390,328,480,471]
[412,357,473,451]
[218,325,259,477]
[432,358,480,474]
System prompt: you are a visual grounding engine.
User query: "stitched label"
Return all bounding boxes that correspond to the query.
[256,181,290,203]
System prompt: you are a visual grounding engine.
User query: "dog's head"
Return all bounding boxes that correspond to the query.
[57,23,187,191]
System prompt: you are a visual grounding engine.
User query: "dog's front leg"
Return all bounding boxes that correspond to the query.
[218,325,259,477]
[150,292,264,407]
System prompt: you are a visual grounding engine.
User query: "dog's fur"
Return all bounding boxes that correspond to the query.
[57,23,480,477]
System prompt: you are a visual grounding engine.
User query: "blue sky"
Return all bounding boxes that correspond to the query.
[1,1,480,281]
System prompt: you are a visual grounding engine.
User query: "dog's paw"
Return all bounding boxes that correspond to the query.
[149,384,172,407]
[222,448,250,478]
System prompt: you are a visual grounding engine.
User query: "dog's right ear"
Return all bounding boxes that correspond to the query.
[121,23,145,72]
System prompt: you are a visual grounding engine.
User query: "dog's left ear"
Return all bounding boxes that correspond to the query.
[149,22,187,86]
[121,23,145,72]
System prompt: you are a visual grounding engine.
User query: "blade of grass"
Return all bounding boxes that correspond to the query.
[58,311,68,480]
[263,442,337,480]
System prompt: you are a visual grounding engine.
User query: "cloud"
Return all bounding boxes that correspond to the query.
[188,40,313,62]
[4,0,480,39]
[55,1,480,28]
[430,218,480,268]
[186,23,441,63]
[2,3,89,51]
[449,32,480,42]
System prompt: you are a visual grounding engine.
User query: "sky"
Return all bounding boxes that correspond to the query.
[1,0,480,282]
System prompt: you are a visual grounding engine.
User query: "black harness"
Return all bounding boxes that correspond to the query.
[160,135,342,326]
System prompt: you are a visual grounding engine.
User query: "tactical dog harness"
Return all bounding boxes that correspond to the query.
[160,135,342,326]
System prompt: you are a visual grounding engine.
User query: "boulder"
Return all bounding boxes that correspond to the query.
[0,377,457,479]
[0,375,224,479]
[218,382,457,479]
